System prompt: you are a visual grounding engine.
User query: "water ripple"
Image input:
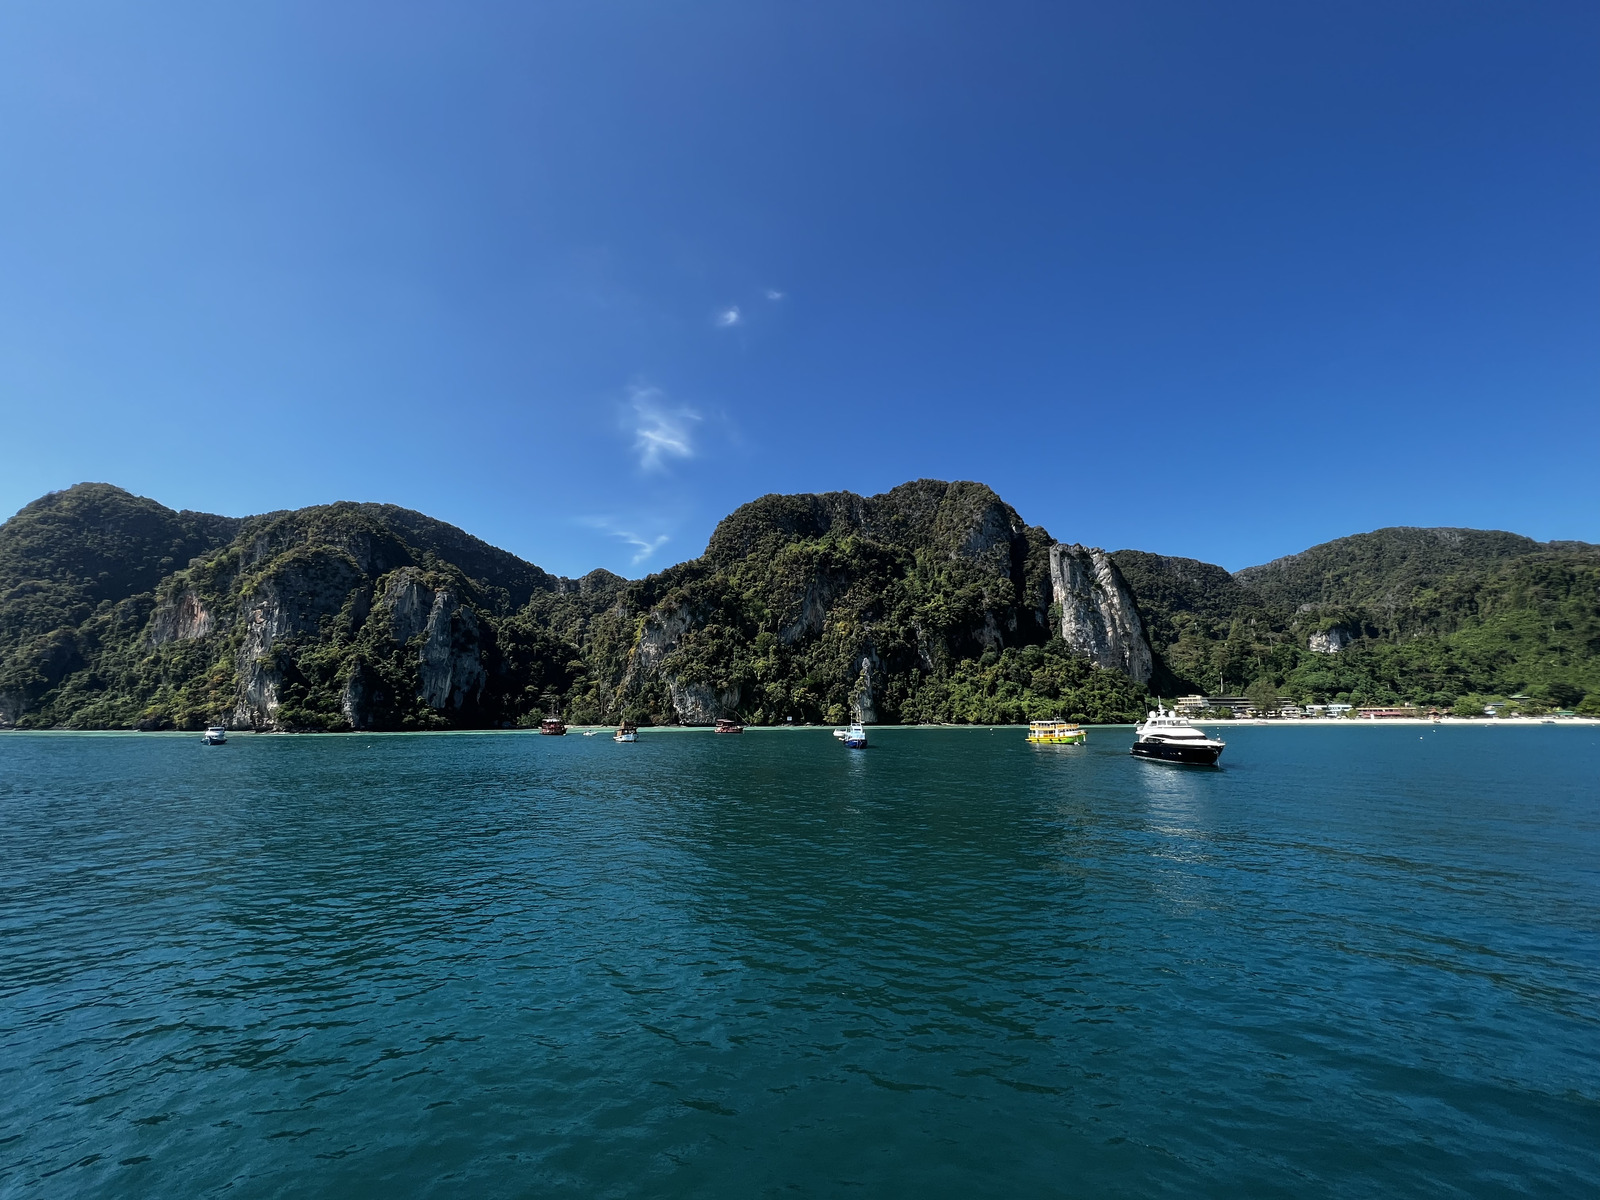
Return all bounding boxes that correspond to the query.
[2,725,1598,1197]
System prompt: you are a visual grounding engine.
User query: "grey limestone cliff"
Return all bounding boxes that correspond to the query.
[147,588,215,645]
[1307,627,1351,654]
[373,569,488,713]
[1048,544,1154,685]
[231,549,368,728]
[618,601,743,724]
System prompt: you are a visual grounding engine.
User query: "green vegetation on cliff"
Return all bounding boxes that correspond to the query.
[562,482,1144,726]
[1118,529,1600,711]
[2,486,1595,730]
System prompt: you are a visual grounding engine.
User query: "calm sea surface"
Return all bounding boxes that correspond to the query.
[2,725,1597,1198]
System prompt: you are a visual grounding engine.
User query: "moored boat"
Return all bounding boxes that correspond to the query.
[539,714,567,735]
[714,718,743,734]
[1027,719,1086,745]
[614,722,638,743]
[202,725,227,745]
[833,722,868,748]
[1130,706,1224,765]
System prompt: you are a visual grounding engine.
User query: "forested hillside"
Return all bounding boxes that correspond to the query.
[2,485,1596,729]
[568,481,1149,727]
[0,481,1150,730]
[1119,529,1600,713]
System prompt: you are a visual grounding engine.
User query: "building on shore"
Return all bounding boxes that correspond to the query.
[1358,707,1423,719]
[1303,703,1354,718]
[1174,695,1253,717]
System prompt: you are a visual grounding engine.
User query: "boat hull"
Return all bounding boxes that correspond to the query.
[614,733,637,743]
[844,738,867,748]
[1131,740,1222,766]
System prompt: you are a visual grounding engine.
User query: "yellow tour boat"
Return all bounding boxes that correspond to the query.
[1027,720,1086,745]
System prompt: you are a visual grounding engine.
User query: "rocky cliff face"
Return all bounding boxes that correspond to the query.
[373,568,488,713]
[850,652,884,723]
[1048,544,1154,685]
[231,549,368,729]
[147,588,215,645]
[615,601,744,724]
[665,678,743,725]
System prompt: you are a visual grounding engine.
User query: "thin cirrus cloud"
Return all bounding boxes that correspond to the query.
[614,528,671,566]
[628,384,700,471]
[579,517,671,566]
[765,289,784,301]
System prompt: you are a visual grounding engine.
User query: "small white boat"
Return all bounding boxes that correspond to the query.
[202,725,227,745]
[614,722,638,743]
[833,722,867,748]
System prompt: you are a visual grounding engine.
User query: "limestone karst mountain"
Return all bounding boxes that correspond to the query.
[595,480,1154,727]
[0,481,1151,729]
[1,484,1596,729]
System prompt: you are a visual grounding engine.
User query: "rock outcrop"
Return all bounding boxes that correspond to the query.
[1048,544,1154,685]
[850,651,884,723]
[666,679,742,725]
[620,603,693,693]
[231,550,367,728]
[616,601,743,724]
[375,569,488,712]
[1308,627,1351,654]
[148,588,215,645]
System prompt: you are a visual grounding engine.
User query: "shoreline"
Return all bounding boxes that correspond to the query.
[1186,716,1600,727]
[3,716,1597,737]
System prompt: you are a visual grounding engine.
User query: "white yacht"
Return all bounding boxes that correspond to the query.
[202,725,227,745]
[832,722,868,748]
[1131,706,1224,765]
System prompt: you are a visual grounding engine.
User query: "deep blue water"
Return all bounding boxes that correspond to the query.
[1,725,1597,1198]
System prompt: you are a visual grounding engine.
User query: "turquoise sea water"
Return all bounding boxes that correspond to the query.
[2,725,1597,1198]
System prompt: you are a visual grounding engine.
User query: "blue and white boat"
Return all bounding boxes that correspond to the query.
[832,722,868,748]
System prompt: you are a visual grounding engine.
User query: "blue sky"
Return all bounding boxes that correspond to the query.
[1,1,1596,577]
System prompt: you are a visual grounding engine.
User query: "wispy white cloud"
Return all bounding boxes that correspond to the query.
[715,306,741,327]
[765,289,785,301]
[580,516,672,566]
[628,384,699,471]
[615,529,670,565]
